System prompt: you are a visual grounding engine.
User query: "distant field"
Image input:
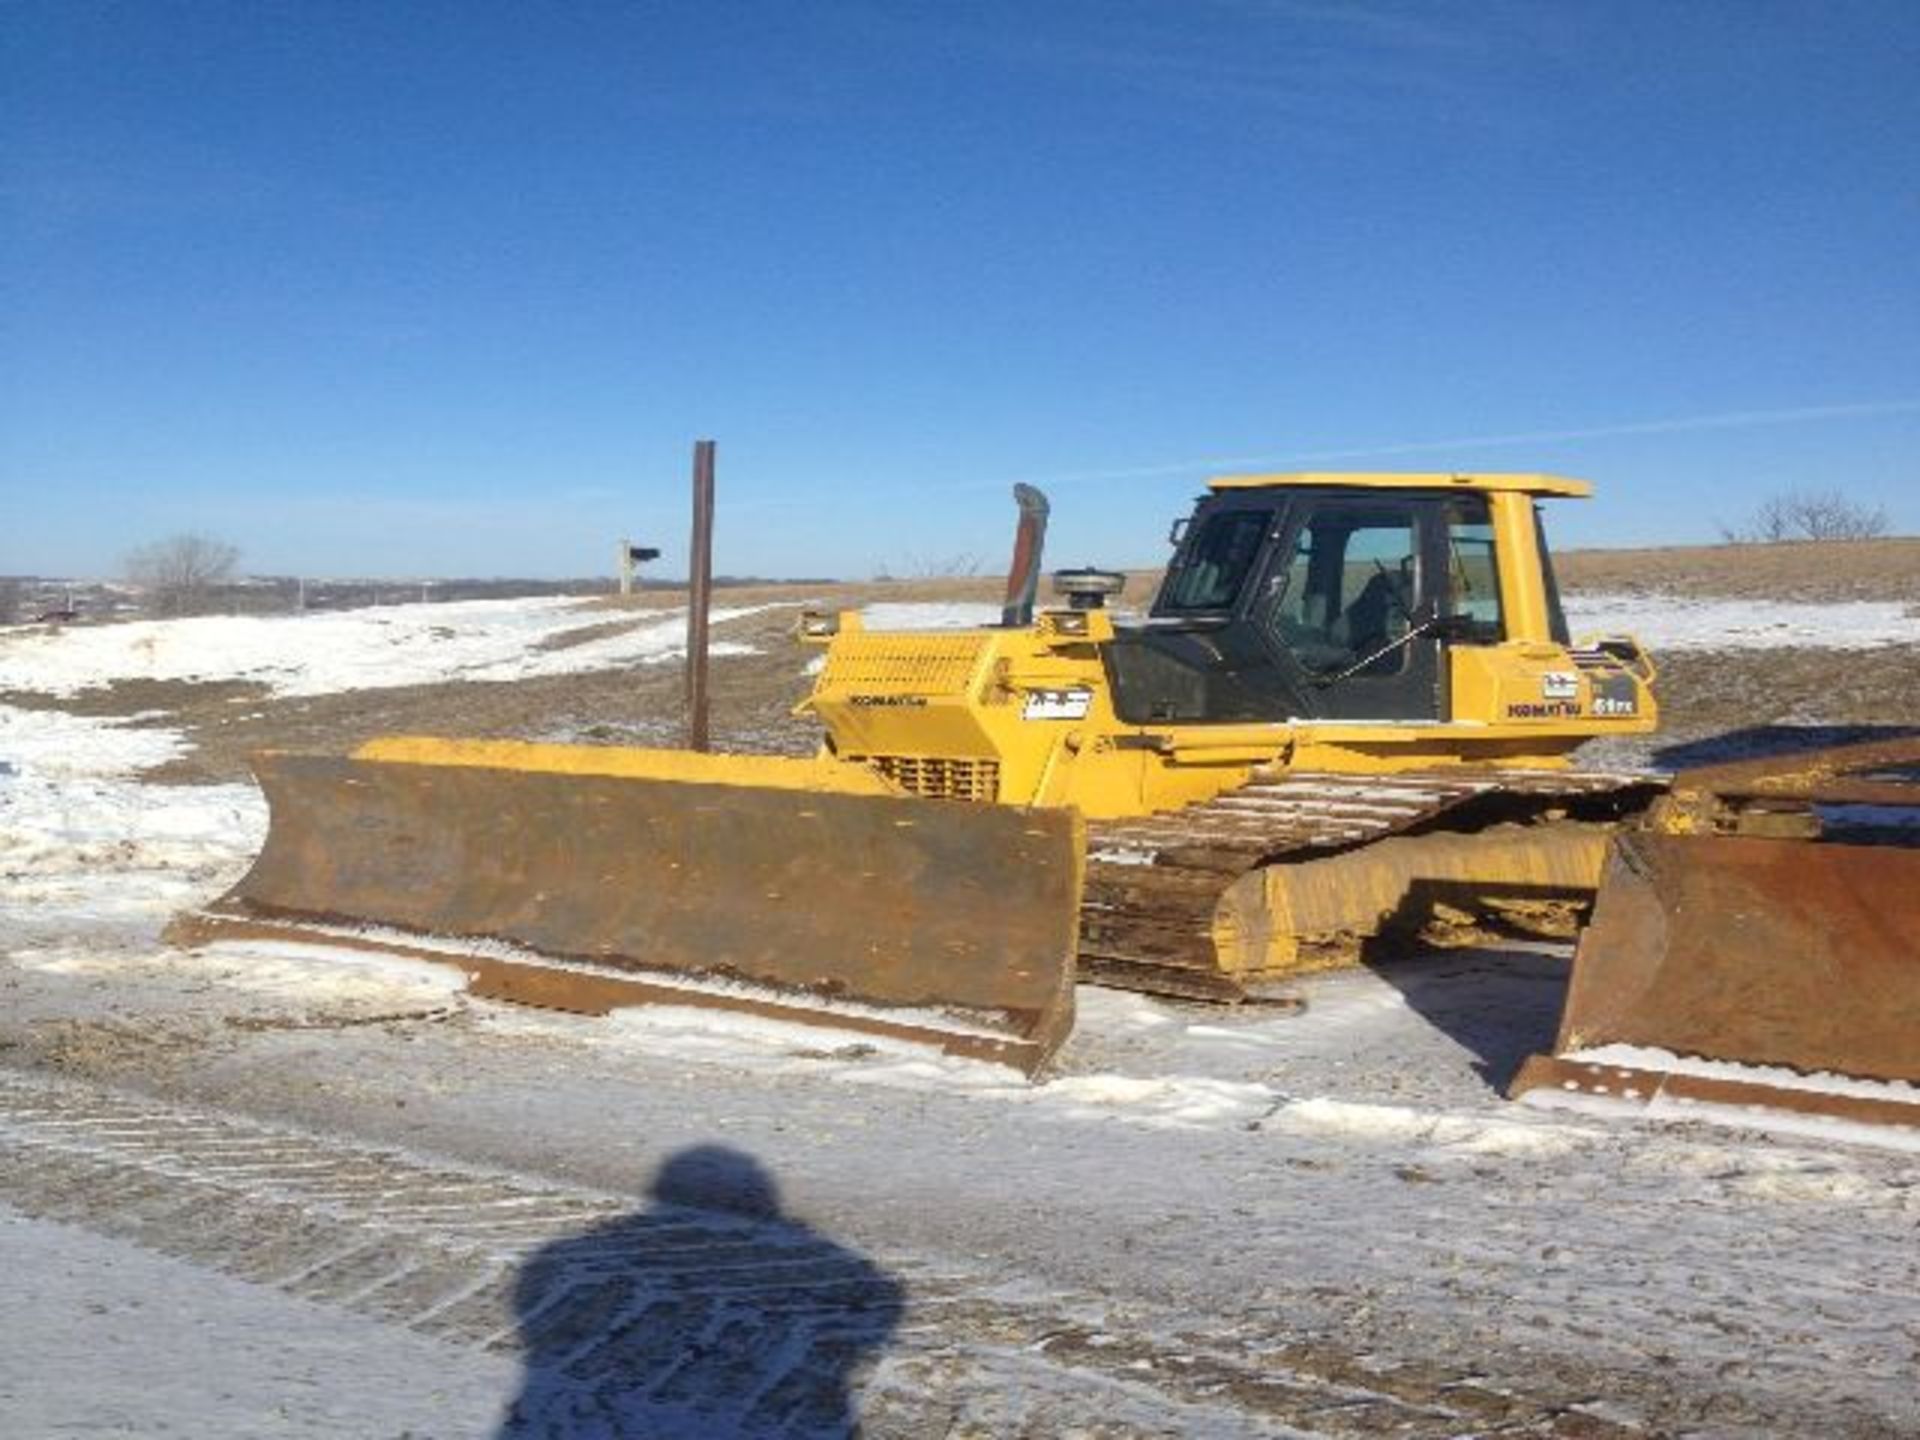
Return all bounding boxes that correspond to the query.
[1556,537,1920,602]
[12,536,1915,625]
[597,536,1920,609]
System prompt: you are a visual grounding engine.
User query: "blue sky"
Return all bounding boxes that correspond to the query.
[4,1,1916,580]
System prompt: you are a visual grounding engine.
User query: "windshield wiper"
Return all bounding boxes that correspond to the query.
[1311,610,1472,691]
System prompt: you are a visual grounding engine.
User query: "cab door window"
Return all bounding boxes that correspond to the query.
[1261,505,1417,676]
[1535,504,1572,644]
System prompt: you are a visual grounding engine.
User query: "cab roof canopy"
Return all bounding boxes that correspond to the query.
[1207,472,1591,498]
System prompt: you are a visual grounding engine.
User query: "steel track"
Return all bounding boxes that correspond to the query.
[1079,770,1665,1000]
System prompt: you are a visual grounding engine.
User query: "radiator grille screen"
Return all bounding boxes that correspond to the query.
[862,755,1001,803]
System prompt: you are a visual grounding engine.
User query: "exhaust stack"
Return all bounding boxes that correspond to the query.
[1001,484,1050,628]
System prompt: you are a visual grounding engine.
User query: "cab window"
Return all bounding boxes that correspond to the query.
[1535,505,1572,645]
[1158,509,1271,612]
[1261,505,1417,676]
[1442,497,1504,642]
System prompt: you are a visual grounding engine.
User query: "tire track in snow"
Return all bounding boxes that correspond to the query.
[0,1068,1660,1437]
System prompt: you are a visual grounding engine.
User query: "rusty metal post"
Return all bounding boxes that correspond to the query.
[686,440,716,751]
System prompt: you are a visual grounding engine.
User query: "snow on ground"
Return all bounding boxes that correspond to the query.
[1566,1043,1920,1105]
[1518,1043,1920,1156]
[0,1203,517,1437]
[859,600,1007,630]
[38,909,1917,1169]
[0,596,772,698]
[1524,1085,1920,1158]
[0,769,261,922]
[0,701,185,776]
[11,938,470,1016]
[1564,593,1916,649]
[863,596,1920,650]
[0,705,264,927]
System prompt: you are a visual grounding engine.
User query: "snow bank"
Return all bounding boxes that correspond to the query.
[1272,1096,1588,1156]
[1034,1073,1277,1129]
[600,1003,1283,1131]
[0,598,775,699]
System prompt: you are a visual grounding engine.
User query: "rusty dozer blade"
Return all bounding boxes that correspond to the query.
[1512,736,1920,1138]
[168,739,1083,1074]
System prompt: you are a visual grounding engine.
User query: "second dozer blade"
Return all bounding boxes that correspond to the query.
[1510,825,1920,1133]
[174,742,1083,1073]
[1552,827,1919,1083]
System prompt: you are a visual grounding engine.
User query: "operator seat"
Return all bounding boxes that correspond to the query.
[1342,569,1411,667]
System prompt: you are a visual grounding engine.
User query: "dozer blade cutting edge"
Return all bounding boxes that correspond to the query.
[168,739,1084,1075]
[1511,736,1920,1141]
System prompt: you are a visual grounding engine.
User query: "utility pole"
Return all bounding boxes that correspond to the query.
[686,440,716,752]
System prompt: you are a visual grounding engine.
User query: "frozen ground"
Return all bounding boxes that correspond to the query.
[2,594,1918,1437]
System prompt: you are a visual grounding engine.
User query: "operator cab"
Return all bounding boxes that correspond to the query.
[1104,476,1570,724]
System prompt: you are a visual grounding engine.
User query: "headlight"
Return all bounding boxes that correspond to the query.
[796,610,839,639]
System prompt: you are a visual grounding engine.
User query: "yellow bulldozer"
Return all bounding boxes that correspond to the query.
[173,472,1665,1073]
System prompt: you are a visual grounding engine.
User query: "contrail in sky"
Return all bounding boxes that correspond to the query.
[1004,397,1920,491]
[694,397,1919,515]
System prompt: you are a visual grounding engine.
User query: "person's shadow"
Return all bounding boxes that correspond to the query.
[495,1144,904,1439]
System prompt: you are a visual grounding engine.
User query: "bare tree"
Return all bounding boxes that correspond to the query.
[124,533,241,616]
[905,552,985,579]
[1721,488,1889,544]
[0,577,21,625]
[1743,493,1795,543]
[1787,488,1889,540]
